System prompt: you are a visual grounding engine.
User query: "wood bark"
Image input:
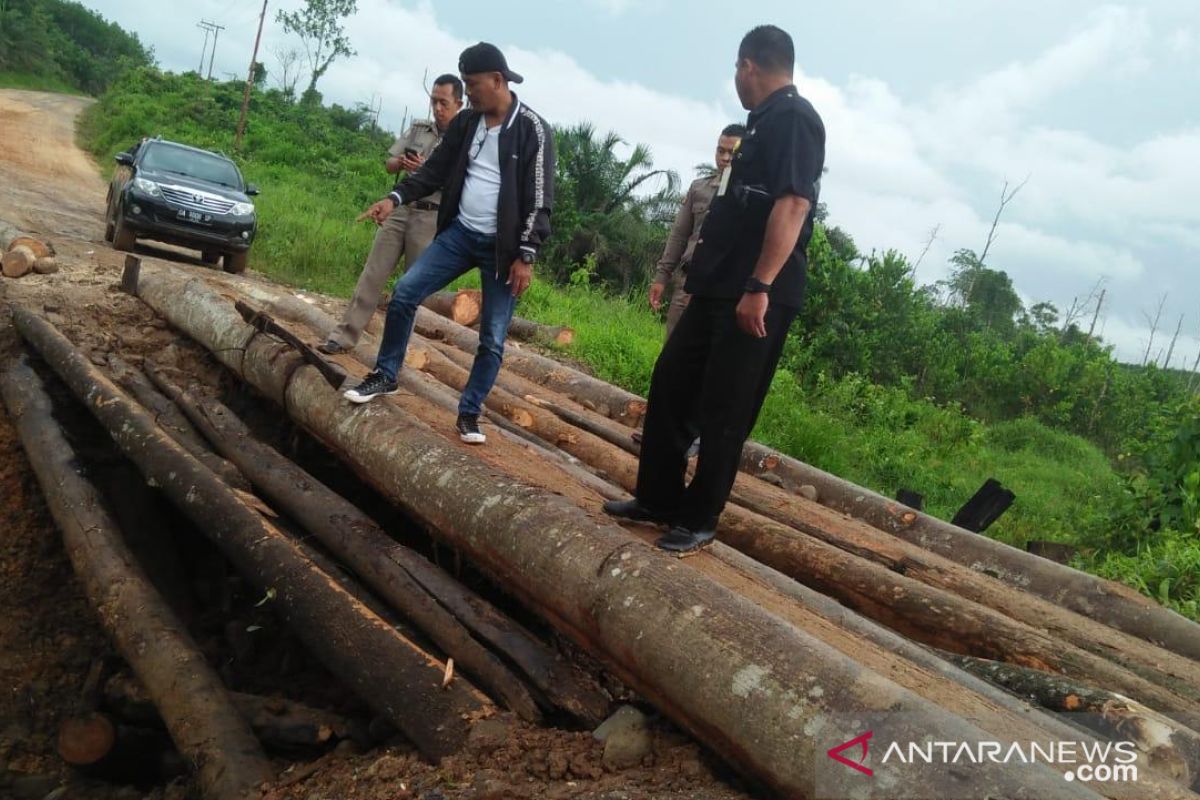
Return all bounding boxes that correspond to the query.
[735,441,1200,663]
[708,502,1200,727]
[0,356,272,800]
[413,307,647,425]
[505,315,575,346]
[230,273,1200,723]
[400,297,1200,666]
[106,355,250,490]
[422,289,481,326]
[11,309,491,762]
[401,295,1200,667]
[707,543,1200,799]
[3,244,36,278]
[423,327,1200,715]
[119,265,1118,800]
[146,365,607,725]
[103,672,352,751]
[945,652,1200,790]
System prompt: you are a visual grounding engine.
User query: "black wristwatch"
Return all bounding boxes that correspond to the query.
[520,250,536,265]
[744,277,772,294]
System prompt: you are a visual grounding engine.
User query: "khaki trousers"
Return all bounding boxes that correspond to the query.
[328,206,438,348]
[664,272,692,340]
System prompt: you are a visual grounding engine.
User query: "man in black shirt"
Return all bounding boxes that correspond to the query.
[604,24,826,553]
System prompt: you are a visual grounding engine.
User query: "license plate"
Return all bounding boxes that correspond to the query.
[177,209,207,224]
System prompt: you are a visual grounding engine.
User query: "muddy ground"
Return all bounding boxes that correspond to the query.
[0,89,757,799]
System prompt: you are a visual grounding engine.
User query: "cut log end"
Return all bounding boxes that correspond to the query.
[3,245,36,278]
[9,236,54,259]
[553,328,575,346]
[57,713,117,766]
[451,292,481,326]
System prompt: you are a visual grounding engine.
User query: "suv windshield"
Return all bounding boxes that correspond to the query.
[140,144,243,190]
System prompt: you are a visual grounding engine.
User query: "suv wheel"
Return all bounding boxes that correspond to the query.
[112,211,136,252]
[104,218,115,243]
[223,251,249,274]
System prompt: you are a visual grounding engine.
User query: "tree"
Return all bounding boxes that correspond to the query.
[545,124,681,291]
[275,0,356,101]
[270,43,302,98]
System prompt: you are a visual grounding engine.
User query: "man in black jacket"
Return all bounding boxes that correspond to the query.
[603,25,825,552]
[344,43,555,445]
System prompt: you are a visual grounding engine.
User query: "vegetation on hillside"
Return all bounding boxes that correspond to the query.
[0,0,151,95]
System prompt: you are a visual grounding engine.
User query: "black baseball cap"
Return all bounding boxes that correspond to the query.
[458,42,524,84]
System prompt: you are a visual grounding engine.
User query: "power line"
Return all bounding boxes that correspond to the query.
[197,19,226,80]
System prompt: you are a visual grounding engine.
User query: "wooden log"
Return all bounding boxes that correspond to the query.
[3,244,36,278]
[413,307,647,426]
[8,235,54,259]
[144,366,553,725]
[104,672,352,751]
[57,712,172,784]
[240,276,1200,720]
[11,309,491,762]
[105,355,250,490]
[398,296,1200,666]
[708,543,1200,799]
[122,267,1115,800]
[735,440,1200,663]
[0,356,272,800]
[429,332,1200,716]
[33,256,58,274]
[708,502,1200,727]
[422,289,481,326]
[505,315,575,346]
[945,652,1200,790]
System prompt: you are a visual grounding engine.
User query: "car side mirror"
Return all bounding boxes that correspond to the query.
[115,152,134,166]
[245,184,259,196]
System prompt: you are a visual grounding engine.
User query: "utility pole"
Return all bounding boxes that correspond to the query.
[235,0,268,150]
[1163,314,1185,370]
[1087,288,1106,342]
[197,22,212,74]
[198,19,225,80]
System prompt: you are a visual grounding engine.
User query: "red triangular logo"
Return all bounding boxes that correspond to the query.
[827,730,874,776]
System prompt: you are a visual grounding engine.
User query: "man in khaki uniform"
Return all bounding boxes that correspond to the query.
[319,74,464,354]
[648,123,746,339]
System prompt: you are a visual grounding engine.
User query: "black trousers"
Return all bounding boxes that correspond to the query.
[636,295,798,529]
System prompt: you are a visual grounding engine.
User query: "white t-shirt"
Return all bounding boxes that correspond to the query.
[458,119,502,236]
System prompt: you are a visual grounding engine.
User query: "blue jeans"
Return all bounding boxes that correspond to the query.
[374,219,516,416]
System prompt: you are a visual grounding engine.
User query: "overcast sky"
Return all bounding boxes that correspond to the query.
[88,0,1199,367]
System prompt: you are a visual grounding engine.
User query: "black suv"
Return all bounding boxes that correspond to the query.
[105,138,259,273]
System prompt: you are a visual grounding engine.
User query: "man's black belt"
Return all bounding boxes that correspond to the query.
[411,200,439,211]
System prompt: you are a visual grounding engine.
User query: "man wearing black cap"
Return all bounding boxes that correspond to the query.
[344,43,555,446]
[604,25,825,553]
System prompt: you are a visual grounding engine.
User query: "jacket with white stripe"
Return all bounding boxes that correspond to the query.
[388,94,554,279]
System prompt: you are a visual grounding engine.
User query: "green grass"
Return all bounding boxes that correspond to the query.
[0,70,81,94]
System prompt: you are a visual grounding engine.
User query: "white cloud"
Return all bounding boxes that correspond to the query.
[1168,28,1194,56]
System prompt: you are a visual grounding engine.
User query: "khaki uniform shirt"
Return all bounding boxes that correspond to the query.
[388,119,444,206]
[652,173,721,286]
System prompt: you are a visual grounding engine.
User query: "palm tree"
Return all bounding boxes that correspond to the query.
[555,123,680,220]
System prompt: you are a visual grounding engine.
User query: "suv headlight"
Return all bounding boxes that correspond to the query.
[230,201,255,216]
[132,177,162,197]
